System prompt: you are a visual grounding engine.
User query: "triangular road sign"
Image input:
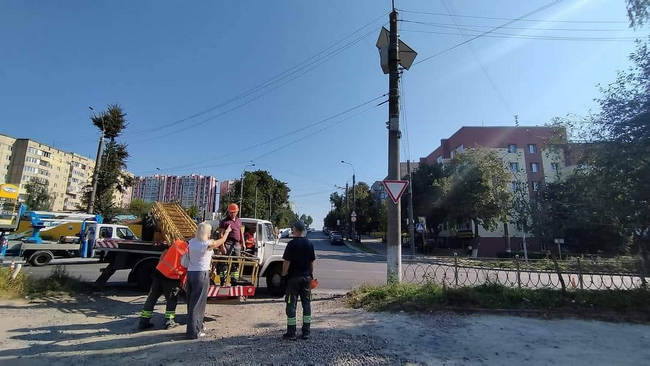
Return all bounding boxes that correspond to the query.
[382,180,409,204]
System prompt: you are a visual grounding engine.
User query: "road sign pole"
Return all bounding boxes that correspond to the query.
[386,8,401,283]
[407,160,415,257]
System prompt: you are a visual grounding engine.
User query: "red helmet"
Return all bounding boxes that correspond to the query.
[227,203,239,213]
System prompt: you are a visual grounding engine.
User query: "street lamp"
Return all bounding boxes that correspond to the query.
[340,160,356,240]
[239,161,255,216]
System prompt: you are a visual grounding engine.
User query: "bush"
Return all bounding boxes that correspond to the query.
[348,282,650,316]
[0,265,83,299]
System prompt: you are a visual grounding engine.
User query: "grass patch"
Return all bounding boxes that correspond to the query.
[0,265,84,299]
[348,282,650,318]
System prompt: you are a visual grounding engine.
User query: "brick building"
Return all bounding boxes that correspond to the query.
[417,126,577,256]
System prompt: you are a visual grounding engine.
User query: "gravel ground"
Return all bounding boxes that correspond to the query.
[0,290,649,366]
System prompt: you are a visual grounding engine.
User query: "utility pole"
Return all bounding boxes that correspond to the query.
[407,159,415,257]
[386,6,402,282]
[352,172,356,240]
[88,106,103,214]
[269,192,272,220]
[254,185,258,219]
[345,182,350,238]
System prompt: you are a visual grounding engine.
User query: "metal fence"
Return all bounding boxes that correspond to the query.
[402,255,648,290]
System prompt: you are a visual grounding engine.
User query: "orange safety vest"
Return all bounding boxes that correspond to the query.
[156,240,189,280]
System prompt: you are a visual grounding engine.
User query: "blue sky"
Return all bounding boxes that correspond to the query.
[1,1,646,227]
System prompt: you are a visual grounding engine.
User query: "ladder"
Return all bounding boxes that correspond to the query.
[151,202,197,243]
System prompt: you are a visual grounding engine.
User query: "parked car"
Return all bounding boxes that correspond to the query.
[330,231,343,245]
[323,227,330,235]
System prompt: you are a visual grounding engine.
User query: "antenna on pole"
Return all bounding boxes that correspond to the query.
[392,0,395,11]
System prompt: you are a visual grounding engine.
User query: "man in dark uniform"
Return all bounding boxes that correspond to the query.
[281,220,316,340]
[219,203,244,284]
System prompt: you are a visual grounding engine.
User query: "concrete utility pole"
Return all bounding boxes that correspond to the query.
[386,7,402,282]
[88,106,103,214]
[341,160,356,240]
[407,159,415,257]
[254,186,258,219]
[269,192,272,220]
[345,182,350,238]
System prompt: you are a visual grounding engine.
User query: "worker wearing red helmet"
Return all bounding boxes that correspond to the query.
[219,203,244,284]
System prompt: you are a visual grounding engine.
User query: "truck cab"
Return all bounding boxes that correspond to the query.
[85,223,139,244]
[240,218,287,295]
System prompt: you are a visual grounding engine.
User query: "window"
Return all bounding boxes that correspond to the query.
[264,223,276,241]
[509,162,519,172]
[99,227,113,239]
[532,181,539,191]
[511,181,518,191]
[530,163,539,173]
[508,144,517,153]
[551,163,559,172]
[42,151,51,158]
[528,144,536,154]
[116,227,136,240]
[451,150,456,158]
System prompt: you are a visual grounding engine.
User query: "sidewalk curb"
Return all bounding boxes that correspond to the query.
[343,240,380,255]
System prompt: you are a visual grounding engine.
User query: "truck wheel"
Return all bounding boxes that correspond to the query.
[265,264,285,297]
[132,258,157,291]
[28,251,54,267]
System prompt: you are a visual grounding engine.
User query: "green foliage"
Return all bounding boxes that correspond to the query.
[299,214,313,228]
[0,266,83,299]
[224,170,299,228]
[82,105,132,222]
[186,204,199,220]
[439,148,511,239]
[24,180,52,211]
[324,182,385,233]
[348,282,650,317]
[128,198,152,218]
[401,163,447,235]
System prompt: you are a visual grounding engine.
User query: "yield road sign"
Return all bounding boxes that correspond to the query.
[382,180,409,204]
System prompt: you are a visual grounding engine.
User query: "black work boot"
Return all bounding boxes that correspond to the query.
[138,318,154,331]
[164,318,178,329]
[300,324,311,340]
[282,325,297,341]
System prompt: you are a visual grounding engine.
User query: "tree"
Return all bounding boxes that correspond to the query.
[299,214,313,228]
[24,180,52,211]
[401,162,447,236]
[128,198,152,218]
[438,149,511,253]
[82,105,133,222]
[187,205,199,220]
[627,0,650,28]
[225,170,298,227]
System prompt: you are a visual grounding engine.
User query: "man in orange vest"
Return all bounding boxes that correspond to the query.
[138,239,188,330]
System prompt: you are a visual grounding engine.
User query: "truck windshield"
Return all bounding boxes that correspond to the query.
[264,223,275,241]
[116,227,136,240]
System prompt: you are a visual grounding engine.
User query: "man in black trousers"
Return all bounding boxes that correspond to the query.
[281,220,316,340]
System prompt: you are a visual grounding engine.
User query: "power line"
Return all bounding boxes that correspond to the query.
[414,1,561,66]
[400,19,635,32]
[138,94,385,174]
[440,0,513,115]
[402,28,643,41]
[397,7,628,24]
[131,25,382,143]
[129,12,388,137]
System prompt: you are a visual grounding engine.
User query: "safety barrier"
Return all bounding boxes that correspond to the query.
[402,255,648,290]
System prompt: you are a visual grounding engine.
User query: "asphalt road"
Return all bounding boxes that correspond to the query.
[13,231,387,292]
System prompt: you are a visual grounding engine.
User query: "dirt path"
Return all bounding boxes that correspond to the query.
[0,291,648,366]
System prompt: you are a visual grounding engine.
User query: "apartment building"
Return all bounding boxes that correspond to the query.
[1,133,132,211]
[0,134,15,184]
[417,126,576,256]
[132,174,218,219]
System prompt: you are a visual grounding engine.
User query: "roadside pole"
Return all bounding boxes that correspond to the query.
[386,8,401,282]
[254,185,258,219]
[352,172,356,241]
[345,182,350,239]
[407,160,415,257]
[88,110,103,214]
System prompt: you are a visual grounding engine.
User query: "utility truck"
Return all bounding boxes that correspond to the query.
[92,202,288,297]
